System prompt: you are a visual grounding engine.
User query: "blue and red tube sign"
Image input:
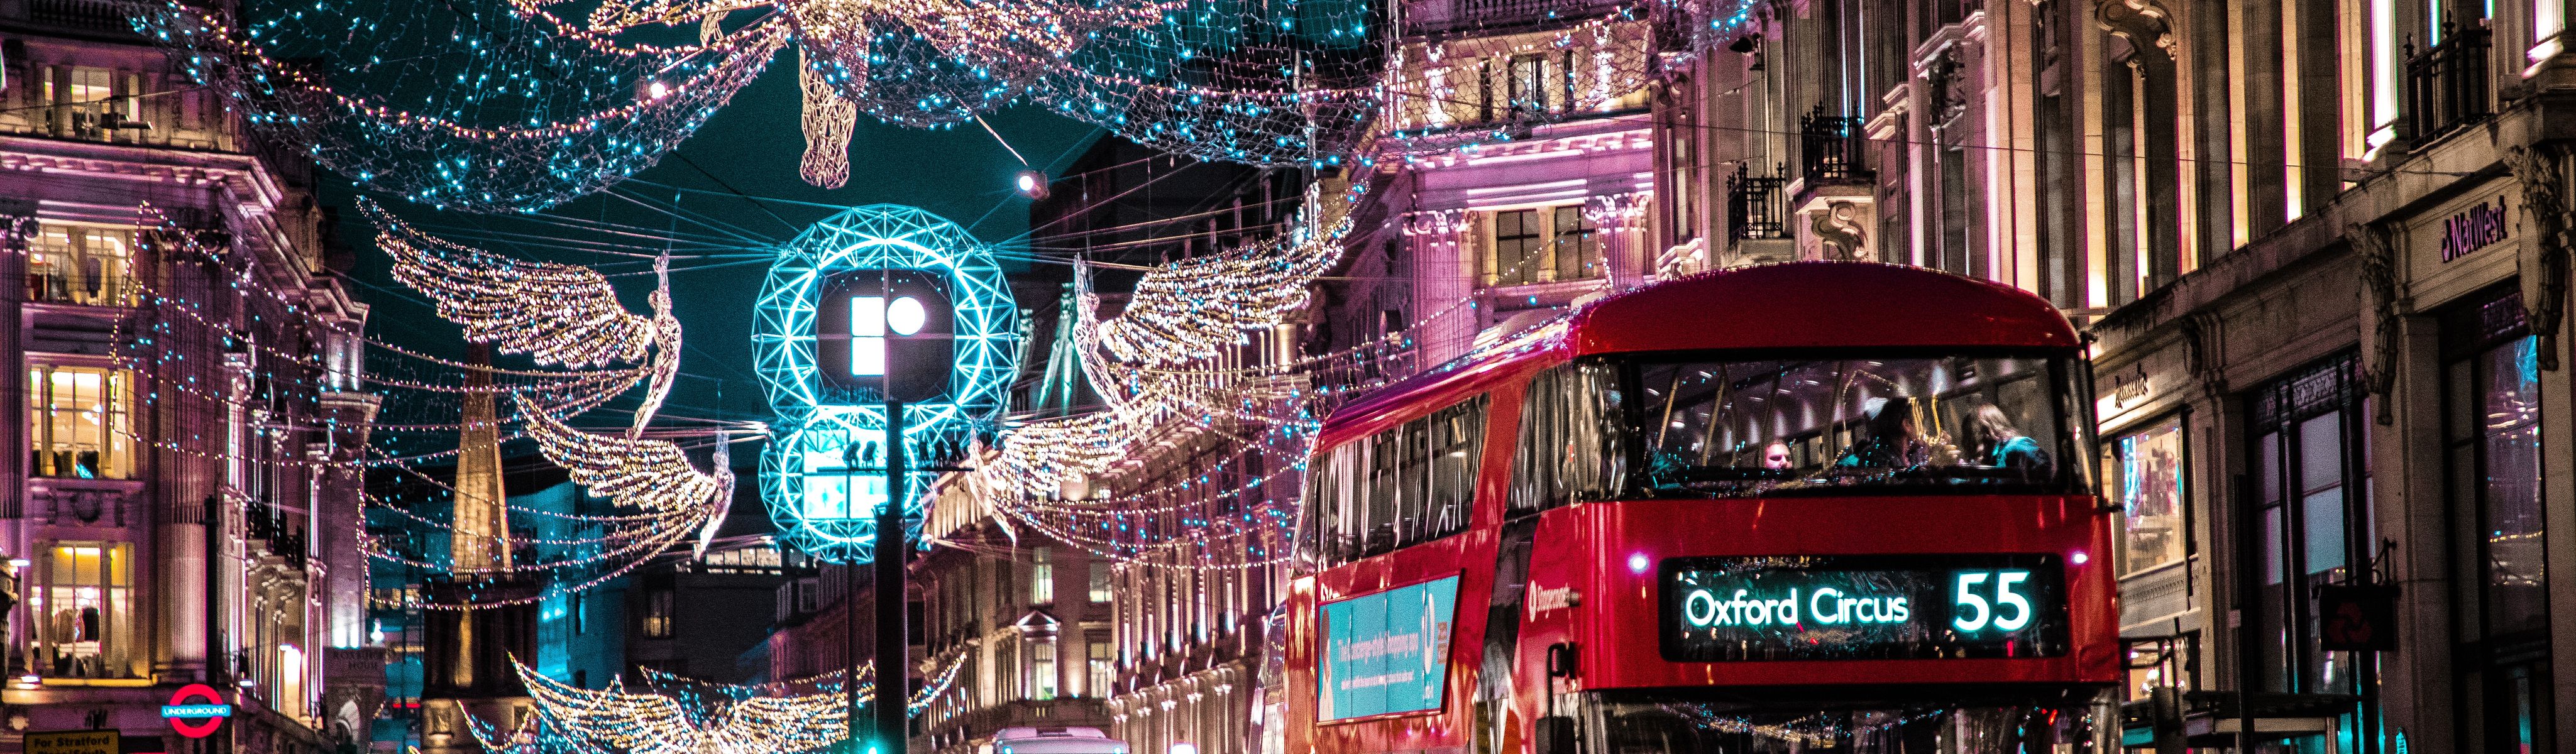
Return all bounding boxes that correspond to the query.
[160,683,231,738]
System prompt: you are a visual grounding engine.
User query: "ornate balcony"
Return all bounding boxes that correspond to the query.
[2408,25,2492,143]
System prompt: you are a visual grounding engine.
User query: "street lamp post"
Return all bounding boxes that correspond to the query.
[873,400,908,754]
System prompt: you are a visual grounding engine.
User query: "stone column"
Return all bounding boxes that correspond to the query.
[1401,209,1472,366]
[1584,193,1651,289]
[0,200,31,672]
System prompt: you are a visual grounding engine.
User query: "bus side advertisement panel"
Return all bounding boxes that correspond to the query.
[1317,576,1463,721]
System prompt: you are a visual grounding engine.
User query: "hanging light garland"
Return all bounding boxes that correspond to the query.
[133,0,1760,210]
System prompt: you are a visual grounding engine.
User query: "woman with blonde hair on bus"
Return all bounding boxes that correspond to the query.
[1968,404,2049,472]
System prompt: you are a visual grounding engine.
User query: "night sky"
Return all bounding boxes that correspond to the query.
[331,50,1103,434]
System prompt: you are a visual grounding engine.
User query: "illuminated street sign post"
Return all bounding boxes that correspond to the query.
[754,206,1018,754]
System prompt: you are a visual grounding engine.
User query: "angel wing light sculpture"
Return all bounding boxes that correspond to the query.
[368,198,683,439]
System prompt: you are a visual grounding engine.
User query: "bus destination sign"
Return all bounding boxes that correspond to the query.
[1659,554,2069,662]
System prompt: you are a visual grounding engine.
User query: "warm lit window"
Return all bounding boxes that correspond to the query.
[1086,639,1113,697]
[641,587,675,638]
[1028,639,1058,701]
[1507,55,1548,115]
[33,542,136,679]
[2105,417,2189,576]
[29,364,131,479]
[29,225,134,306]
[40,67,132,140]
[1088,560,1113,603]
[277,643,307,719]
[1030,547,1055,605]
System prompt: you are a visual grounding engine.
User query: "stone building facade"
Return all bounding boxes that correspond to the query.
[0,2,376,753]
[1673,0,2576,751]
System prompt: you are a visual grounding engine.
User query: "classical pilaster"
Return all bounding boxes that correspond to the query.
[1582,192,1651,288]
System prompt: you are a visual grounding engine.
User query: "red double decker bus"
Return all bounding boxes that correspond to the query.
[1282,262,2118,754]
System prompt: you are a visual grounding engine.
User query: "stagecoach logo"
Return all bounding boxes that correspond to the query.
[1527,584,1578,619]
[2439,195,2508,263]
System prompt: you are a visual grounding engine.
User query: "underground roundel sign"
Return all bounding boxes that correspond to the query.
[161,682,231,738]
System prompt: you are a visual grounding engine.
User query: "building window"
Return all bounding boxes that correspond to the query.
[1086,639,1113,697]
[572,593,586,635]
[1486,207,1606,288]
[1028,638,1058,701]
[29,225,134,306]
[641,587,675,638]
[2442,288,2553,754]
[1489,209,1543,286]
[277,643,306,719]
[1030,547,1055,605]
[39,67,136,141]
[2104,417,2187,576]
[1506,54,1548,115]
[33,542,135,679]
[29,364,131,479]
[2124,634,2199,700]
[1088,560,1113,603]
[2245,354,2371,695]
[1551,206,1600,281]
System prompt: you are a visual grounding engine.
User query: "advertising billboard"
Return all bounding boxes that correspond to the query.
[1316,575,1460,721]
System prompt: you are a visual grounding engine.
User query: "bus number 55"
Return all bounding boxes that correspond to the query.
[1952,571,2034,633]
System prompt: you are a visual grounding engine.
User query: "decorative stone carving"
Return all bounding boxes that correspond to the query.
[1581,192,1649,226]
[2345,222,2401,424]
[1810,200,1870,260]
[2506,143,2570,371]
[2094,0,2175,55]
[1402,208,1468,237]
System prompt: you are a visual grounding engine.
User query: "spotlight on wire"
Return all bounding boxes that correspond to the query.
[1014,170,1049,200]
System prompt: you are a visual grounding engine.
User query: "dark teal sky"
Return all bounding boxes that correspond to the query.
[334,50,1102,434]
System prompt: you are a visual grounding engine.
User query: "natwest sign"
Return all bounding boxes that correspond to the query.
[160,683,232,738]
[2438,195,2509,263]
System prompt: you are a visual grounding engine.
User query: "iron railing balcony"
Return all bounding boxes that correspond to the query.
[1727,163,1792,241]
[2408,25,2492,143]
[1800,104,1873,184]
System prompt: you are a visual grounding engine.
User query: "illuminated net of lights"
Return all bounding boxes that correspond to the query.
[136,0,1760,209]
[129,0,787,212]
[753,205,1020,563]
[475,656,967,754]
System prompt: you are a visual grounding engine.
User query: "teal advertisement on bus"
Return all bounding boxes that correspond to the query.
[1316,575,1460,721]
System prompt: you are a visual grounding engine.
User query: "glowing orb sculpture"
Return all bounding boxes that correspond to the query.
[754,205,1019,563]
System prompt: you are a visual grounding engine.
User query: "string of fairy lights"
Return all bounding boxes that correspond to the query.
[469,656,964,754]
[131,0,1760,212]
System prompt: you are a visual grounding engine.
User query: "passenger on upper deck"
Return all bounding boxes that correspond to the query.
[1967,405,2052,474]
[1837,397,1930,470]
[1761,441,1793,470]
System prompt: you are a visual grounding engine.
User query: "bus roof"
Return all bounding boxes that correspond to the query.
[1318,262,2078,445]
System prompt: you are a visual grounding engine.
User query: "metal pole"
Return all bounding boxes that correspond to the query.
[845,464,861,754]
[874,400,909,754]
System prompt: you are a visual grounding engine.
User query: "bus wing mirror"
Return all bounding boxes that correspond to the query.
[1533,716,1577,754]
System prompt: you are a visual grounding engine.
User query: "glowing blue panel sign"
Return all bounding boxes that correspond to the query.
[1316,576,1459,721]
[1660,555,2068,662]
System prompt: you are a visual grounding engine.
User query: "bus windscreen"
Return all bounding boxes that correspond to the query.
[1627,353,2083,497]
